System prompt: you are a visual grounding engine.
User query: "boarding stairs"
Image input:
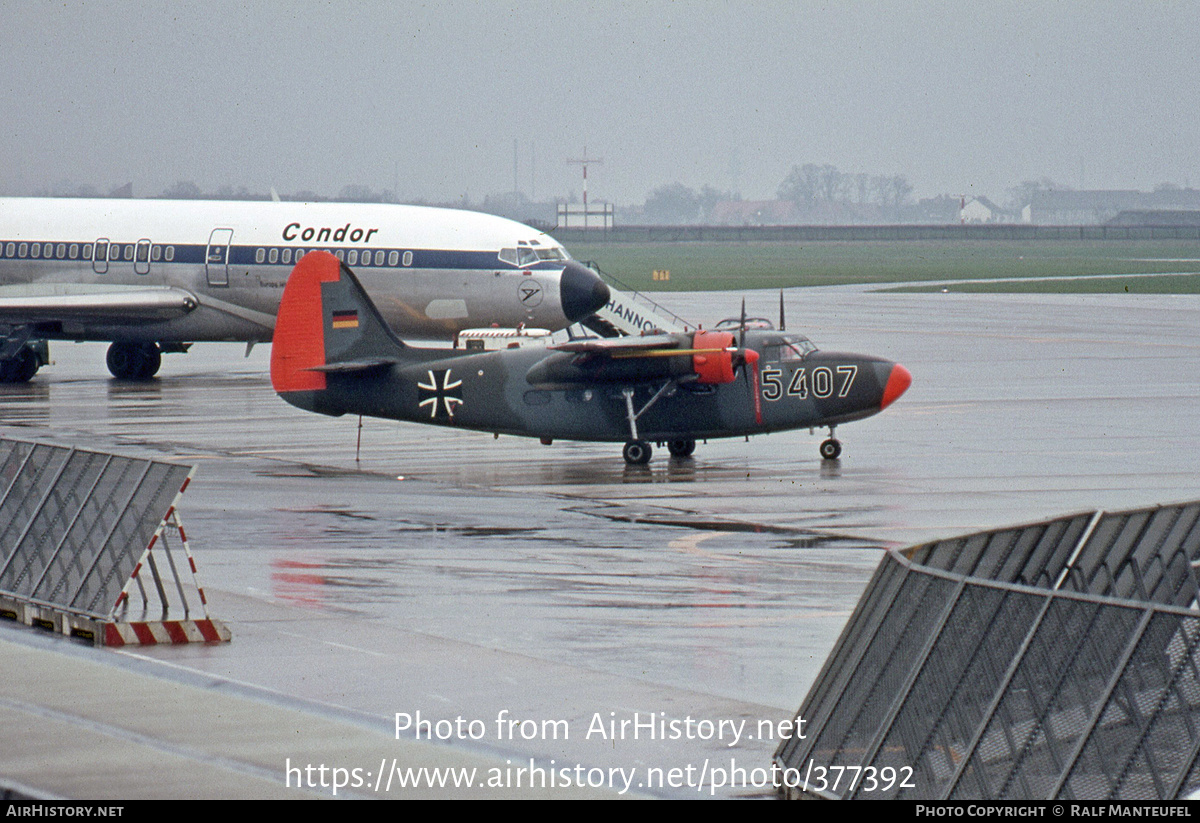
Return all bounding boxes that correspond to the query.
[576,262,692,338]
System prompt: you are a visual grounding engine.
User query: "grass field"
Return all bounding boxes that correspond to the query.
[565,239,1200,293]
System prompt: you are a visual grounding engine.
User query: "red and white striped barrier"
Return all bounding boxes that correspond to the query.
[102,618,230,647]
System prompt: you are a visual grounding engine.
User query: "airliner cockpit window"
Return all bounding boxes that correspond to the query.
[534,246,567,262]
[499,248,519,266]
[517,246,539,266]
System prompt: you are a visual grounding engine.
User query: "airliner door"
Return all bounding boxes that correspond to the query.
[206,228,234,286]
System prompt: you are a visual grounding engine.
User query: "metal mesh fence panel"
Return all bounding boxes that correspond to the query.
[0,439,192,620]
[779,499,1200,800]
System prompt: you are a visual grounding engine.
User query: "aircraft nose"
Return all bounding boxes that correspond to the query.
[558,261,611,322]
[879,363,912,410]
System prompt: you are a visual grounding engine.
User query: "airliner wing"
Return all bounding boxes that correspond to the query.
[0,284,198,324]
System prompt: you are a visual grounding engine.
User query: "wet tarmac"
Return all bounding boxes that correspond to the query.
[2,289,1198,798]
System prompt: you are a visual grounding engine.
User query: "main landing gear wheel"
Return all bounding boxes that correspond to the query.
[0,348,39,383]
[667,438,696,458]
[820,438,842,460]
[106,342,162,380]
[623,440,653,465]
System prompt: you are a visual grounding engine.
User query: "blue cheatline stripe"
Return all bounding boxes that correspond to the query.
[0,240,566,271]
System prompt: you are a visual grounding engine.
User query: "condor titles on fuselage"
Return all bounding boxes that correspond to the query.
[0,197,608,380]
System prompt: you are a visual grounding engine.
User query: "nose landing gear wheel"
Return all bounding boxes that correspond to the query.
[623,440,652,465]
[820,438,842,460]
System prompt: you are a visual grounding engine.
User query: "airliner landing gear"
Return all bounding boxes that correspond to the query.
[667,438,696,458]
[819,426,842,460]
[0,347,40,383]
[107,342,162,380]
[623,441,652,465]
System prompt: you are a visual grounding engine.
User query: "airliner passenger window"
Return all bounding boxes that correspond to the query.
[69,244,78,259]
[165,246,174,261]
[18,243,27,257]
[375,250,384,265]
[282,249,292,264]
[31,244,40,258]
[57,244,66,258]
[268,248,279,264]
[388,251,399,266]
[4,243,13,257]
[402,251,413,266]
[255,248,265,263]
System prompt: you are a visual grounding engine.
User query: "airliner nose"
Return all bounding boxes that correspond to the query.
[559,261,611,322]
[880,363,912,410]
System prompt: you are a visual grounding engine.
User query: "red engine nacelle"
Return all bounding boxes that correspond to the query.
[691,331,736,384]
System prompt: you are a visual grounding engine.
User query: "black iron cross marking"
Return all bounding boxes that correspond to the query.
[417,369,463,419]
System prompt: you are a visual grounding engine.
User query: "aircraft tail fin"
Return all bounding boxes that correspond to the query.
[271,251,405,400]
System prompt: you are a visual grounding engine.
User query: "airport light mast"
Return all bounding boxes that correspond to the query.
[567,147,603,230]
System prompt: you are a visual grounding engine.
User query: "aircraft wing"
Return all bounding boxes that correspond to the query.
[549,334,682,355]
[0,283,198,324]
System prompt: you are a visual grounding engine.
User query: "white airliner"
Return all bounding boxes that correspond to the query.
[0,197,609,381]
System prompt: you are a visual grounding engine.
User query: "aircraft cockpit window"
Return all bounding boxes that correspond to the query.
[534,246,567,262]
[517,246,539,266]
[499,248,519,266]
[763,335,818,362]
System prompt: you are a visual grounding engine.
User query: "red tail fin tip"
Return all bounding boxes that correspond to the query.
[270,251,343,393]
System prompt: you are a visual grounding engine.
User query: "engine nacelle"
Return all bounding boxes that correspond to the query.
[691,331,736,384]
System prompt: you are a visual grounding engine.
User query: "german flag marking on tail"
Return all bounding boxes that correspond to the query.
[331,309,359,329]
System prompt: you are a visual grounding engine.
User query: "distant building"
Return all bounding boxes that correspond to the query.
[959,196,1009,223]
[1107,209,1200,227]
[1029,188,1200,225]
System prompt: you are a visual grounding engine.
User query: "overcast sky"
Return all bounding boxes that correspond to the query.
[2,1,1197,206]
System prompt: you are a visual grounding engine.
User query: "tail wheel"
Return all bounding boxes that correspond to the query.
[623,441,652,465]
[667,438,696,458]
[820,438,842,460]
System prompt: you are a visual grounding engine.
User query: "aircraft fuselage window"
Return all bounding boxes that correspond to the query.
[31,243,40,259]
[165,245,175,262]
[347,250,358,265]
[388,250,399,266]
[255,248,265,264]
[268,248,279,264]
[402,250,413,266]
[69,244,79,259]
[57,243,66,258]
[282,248,292,264]
[4,243,13,257]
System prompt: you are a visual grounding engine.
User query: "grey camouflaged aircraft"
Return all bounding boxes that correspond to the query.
[271,251,911,464]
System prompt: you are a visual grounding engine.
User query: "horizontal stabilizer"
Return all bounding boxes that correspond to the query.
[306,358,400,374]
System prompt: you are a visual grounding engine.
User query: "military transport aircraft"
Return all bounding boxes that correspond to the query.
[271,251,911,464]
[0,197,608,381]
